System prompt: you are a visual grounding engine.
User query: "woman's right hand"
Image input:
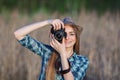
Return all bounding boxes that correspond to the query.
[50,19,64,30]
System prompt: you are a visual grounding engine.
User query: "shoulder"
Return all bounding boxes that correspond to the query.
[74,53,89,65]
[71,54,89,80]
[77,55,89,62]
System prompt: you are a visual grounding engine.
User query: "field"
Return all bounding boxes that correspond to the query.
[0,10,120,80]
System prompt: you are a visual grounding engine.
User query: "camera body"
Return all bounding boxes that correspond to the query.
[51,27,67,43]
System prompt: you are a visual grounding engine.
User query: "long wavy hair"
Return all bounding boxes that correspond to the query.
[46,19,83,80]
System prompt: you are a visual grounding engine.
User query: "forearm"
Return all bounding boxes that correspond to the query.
[14,20,51,40]
[60,53,74,80]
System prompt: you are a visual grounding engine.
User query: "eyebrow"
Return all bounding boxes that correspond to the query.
[68,31,75,34]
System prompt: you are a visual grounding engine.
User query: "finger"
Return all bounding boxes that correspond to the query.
[51,22,57,30]
[53,24,57,30]
[56,23,60,30]
[61,22,64,29]
[50,38,55,47]
[57,23,61,30]
[51,24,55,30]
[55,20,62,30]
[52,19,59,30]
[51,34,55,39]
[49,34,52,42]
[50,41,54,48]
[50,39,58,50]
[57,22,63,30]
[51,35,56,45]
[50,34,54,43]
[58,21,64,29]
[62,38,65,44]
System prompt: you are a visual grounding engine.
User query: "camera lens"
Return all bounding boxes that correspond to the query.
[54,32,63,42]
[51,26,66,43]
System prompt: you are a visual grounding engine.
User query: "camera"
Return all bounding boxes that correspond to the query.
[51,26,67,43]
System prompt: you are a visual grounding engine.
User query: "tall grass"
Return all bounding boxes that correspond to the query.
[0,10,120,80]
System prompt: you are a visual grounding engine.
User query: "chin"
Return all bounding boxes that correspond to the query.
[65,44,73,48]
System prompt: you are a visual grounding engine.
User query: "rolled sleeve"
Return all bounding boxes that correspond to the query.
[18,35,54,57]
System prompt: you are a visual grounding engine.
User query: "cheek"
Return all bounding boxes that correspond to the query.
[72,36,76,41]
[70,36,76,45]
[73,38,76,44]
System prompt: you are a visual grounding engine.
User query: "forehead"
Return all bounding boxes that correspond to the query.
[65,25,74,32]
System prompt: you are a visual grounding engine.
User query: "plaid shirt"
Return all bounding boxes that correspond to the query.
[18,35,89,80]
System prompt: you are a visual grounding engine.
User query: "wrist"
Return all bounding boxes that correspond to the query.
[47,19,53,25]
[56,59,71,75]
[60,52,67,59]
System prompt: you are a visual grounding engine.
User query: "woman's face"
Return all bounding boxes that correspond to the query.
[64,25,76,48]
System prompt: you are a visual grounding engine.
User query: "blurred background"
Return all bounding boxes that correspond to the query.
[0,0,120,80]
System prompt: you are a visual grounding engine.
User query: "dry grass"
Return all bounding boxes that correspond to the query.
[0,10,120,80]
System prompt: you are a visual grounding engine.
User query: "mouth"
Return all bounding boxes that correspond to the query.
[65,41,72,44]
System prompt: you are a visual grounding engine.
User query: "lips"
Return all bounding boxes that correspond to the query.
[65,41,72,44]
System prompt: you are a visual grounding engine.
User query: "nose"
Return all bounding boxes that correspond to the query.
[65,34,69,40]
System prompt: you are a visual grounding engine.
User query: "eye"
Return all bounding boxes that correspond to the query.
[70,33,75,35]
[69,32,75,36]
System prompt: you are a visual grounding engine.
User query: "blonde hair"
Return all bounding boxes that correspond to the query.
[46,52,57,80]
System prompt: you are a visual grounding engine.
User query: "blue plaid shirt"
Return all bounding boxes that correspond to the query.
[18,35,89,80]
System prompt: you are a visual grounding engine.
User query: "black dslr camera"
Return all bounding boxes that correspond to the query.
[51,26,67,43]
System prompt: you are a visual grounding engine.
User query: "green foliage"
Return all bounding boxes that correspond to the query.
[84,0,120,14]
[0,0,120,14]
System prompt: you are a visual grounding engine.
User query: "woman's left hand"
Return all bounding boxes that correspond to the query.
[50,34,66,55]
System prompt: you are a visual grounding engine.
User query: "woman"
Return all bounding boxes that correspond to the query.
[14,17,89,80]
